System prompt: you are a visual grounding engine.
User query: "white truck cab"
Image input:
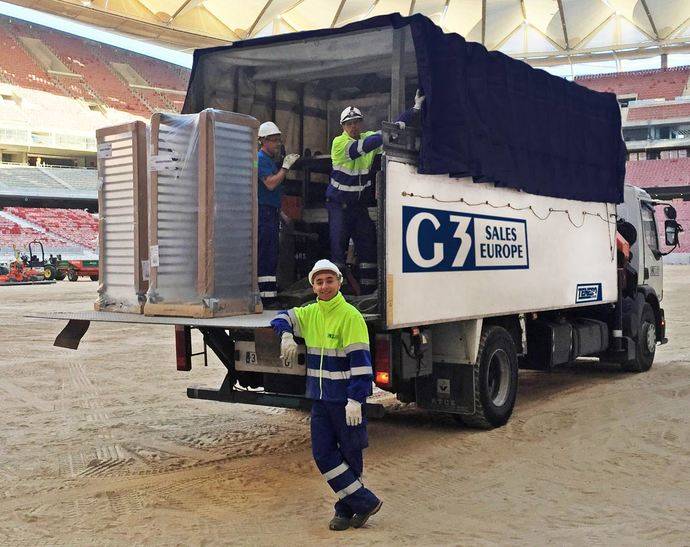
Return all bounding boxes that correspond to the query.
[617,185,664,300]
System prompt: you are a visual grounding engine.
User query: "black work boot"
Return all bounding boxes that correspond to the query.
[351,500,383,529]
[328,514,351,531]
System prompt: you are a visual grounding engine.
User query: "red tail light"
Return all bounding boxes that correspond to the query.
[175,325,192,371]
[374,334,392,388]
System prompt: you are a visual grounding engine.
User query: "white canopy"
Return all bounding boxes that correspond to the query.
[9,0,690,65]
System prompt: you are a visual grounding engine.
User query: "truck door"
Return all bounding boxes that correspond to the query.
[640,201,663,299]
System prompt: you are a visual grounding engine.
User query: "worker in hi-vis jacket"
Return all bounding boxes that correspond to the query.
[270,259,382,531]
[257,121,300,308]
[327,90,425,293]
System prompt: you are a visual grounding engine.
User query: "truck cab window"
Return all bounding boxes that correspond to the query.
[641,203,660,254]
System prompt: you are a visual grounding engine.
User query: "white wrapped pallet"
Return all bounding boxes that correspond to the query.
[145,108,261,318]
[94,121,149,313]
[384,159,618,329]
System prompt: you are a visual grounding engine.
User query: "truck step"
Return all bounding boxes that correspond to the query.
[186,387,386,418]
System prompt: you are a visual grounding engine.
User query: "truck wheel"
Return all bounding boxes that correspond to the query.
[67,269,78,282]
[621,303,656,373]
[44,265,56,280]
[90,275,99,281]
[459,326,519,429]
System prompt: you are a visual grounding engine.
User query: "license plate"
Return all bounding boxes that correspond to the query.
[235,340,305,376]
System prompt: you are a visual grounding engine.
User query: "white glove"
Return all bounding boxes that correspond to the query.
[413,89,425,110]
[345,398,362,426]
[282,153,300,170]
[394,121,406,130]
[280,332,298,365]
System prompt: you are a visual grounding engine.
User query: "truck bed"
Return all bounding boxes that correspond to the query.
[27,310,279,328]
[28,310,379,329]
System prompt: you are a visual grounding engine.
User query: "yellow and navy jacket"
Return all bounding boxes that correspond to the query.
[270,292,373,403]
[326,108,415,204]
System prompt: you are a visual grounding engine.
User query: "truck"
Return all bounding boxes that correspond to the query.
[35,14,683,428]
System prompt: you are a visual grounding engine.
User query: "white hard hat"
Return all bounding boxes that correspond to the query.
[258,121,281,138]
[308,259,343,285]
[340,106,363,124]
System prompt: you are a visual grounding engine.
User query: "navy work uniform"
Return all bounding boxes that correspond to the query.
[257,149,281,305]
[271,292,380,521]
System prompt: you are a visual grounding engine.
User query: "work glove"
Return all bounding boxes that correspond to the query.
[345,398,362,426]
[280,332,298,365]
[282,153,300,170]
[413,89,425,111]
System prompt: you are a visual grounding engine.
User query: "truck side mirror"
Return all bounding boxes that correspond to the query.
[665,219,681,246]
[664,205,677,220]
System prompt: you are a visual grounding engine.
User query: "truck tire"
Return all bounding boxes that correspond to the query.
[44,265,56,280]
[621,303,656,373]
[459,325,519,429]
[67,269,78,282]
[90,275,99,281]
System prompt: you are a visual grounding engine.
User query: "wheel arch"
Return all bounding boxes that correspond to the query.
[637,285,663,342]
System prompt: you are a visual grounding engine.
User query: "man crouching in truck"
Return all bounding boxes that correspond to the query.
[270,259,382,531]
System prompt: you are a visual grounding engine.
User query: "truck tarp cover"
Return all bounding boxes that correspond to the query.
[184,13,625,204]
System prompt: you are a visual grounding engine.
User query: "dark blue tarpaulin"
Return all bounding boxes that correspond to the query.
[184,13,626,204]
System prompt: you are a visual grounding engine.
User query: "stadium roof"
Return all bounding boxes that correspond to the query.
[9,0,690,66]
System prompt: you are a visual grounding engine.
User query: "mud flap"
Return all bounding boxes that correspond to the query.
[54,319,91,349]
[415,362,475,414]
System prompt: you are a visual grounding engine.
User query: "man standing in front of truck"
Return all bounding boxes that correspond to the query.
[257,121,300,307]
[270,259,382,531]
[328,90,424,293]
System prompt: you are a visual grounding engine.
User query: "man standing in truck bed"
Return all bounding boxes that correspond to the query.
[270,259,382,531]
[327,90,424,293]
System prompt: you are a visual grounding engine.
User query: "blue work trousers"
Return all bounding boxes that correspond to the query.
[326,201,377,294]
[258,204,279,304]
[311,400,380,518]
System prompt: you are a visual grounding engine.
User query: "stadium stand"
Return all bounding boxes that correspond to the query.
[0,21,58,94]
[627,102,690,121]
[0,212,68,249]
[39,166,97,191]
[0,165,68,191]
[625,158,690,187]
[576,67,690,101]
[4,207,97,250]
[0,85,138,133]
[0,14,189,117]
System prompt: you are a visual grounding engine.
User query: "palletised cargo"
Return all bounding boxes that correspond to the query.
[145,109,262,318]
[94,121,149,313]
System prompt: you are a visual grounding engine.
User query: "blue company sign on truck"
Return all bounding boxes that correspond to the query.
[575,283,603,303]
[402,205,529,272]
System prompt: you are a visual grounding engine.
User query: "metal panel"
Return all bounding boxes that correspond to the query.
[385,158,618,329]
[95,121,148,313]
[152,113,200,303]
[211,121,254,301]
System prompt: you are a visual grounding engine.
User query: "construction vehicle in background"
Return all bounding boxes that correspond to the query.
[24,240,99,282]
[58,259,99,282]
[25,240,65,281]
[0,246,55,286]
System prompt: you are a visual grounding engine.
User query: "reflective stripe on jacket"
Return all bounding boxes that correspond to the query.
[326,130,381,203]
[270,292,373,403]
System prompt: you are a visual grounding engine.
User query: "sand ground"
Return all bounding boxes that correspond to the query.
[1,267,689,545]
